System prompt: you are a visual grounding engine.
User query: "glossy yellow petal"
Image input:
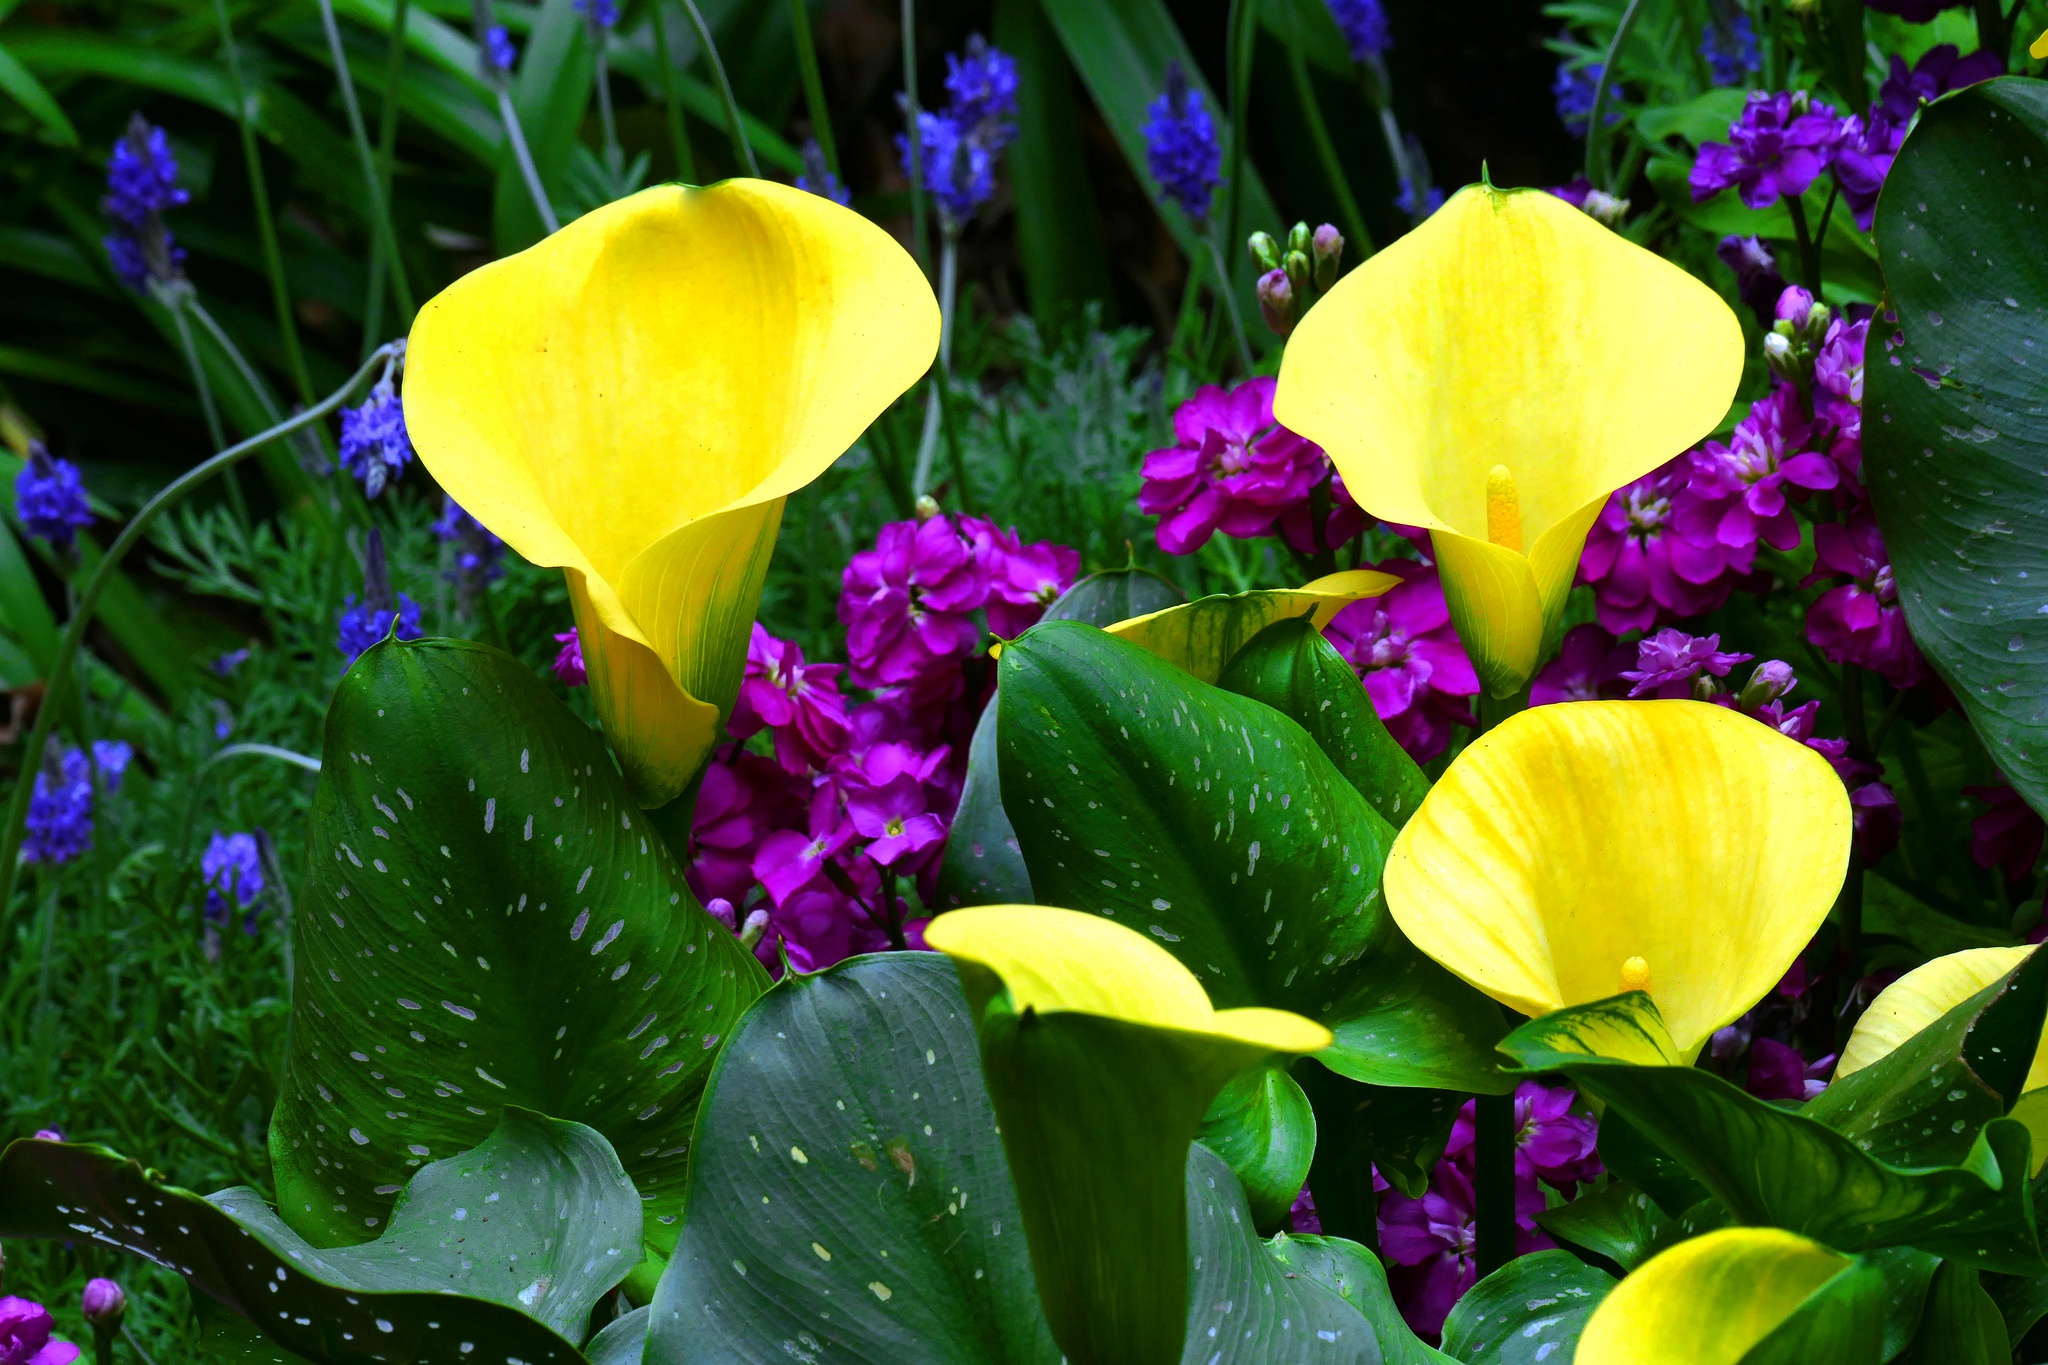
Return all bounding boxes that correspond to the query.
[925,905,1333,1053]
[2033,26,2048,60]
[1385,700,1849,1058]
[1576,1228,1850,1365]
[1102,569,1397,683]
[406,180,938,805]
[1275,184,1742,695]
[1838,946,2046,1090]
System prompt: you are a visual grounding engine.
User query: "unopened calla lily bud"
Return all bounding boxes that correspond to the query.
[1310,222,1343,288]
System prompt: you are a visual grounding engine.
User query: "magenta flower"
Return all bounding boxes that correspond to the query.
[0,1298,79,1365]
[1838,46,2004,228]
[1446,1082,1602,1190]
[1530,624,1634,706]
[1690,91,1848,209]
[1379,1151,1549,1338]
[846,775,947,866]
[1138,378,1327,554]
[752,783,856,905]
[1803,511,1925,688]
[1746,1037,1834,1102]
[551,629,586,686]
[965,517,1081,638]
[1322,560,1478,763]
[1620,628,1753,699]
[1578,461,1748,632]
[1288,1185,1323,1235]
[840,515,988,687]
[1967,784,2044,883]
[1812,314,1868,481]
[1851,780,1902,863]
[688,753,802,907]
[1278,468,1369,556]
[1680,385,1837,553]
[731,625,851,774]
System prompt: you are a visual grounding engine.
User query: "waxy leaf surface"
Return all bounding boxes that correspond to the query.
[1439,1251,1613,1365]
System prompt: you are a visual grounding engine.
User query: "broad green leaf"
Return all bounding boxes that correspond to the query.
[1439,1250,1614,1365]
[586,1309,647,1365]
[1870,1247,1942,1361]
[650,953,1060,1362]
[1532,1181,1677,1273]
[1899,1261,2007,1365]
[1216,617,1429,829]
[998,622,1508,1092]
[0,39,76,146]
[1196,1064,1315,1233]
[1733,1257,1888,1365]
[1265,1233,1454,1365]
[937,699,1034,907]
[1043,566,1186,627]
[1501,998,2047,1272]
[1985,1267,2048,1348]
[1632,87,1748,145]
[1593,1108,1708,1221]
[1100,571,1396,684]
[0,1111,631,1364]
[271,637,768,1251]
[1865,77,2048,820]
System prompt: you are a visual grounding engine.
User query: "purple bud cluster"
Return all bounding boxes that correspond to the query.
[23,741,132,866]
[897,35,1018,228]
[101,113,188,293]
[1142,62,1222,225]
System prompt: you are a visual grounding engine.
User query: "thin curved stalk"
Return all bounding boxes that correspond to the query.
[648,1,697,181]
[911,231,959,495]
[787,0,837,175]
[0,344,402,924]
[1584,0,1645,190]
[1221,0,1258,261]
[592,43,623,188]
[186,298,283,424]
[496,86,561,232]
[211,0,316,407]
[167,298,226,450]
[318,0,415,328]
[203,742,323,774]
[1284,16,1371,256]
[1206,236,1254,375]
[366,0,414,352]
[899,0,929,274]
[678,0,759,177]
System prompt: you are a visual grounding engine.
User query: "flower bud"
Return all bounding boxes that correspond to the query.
[913,493,940,521]
[1690,672,1721,702]
[1282,249,1312,301]
[1580,190,1630,227]
[1256,268,1295,336]
[1773,285,1815,328]
[738,907,771,949]
[1803,300,1832,342]
[31,1128,63,1142]
[1310,223,1343,289]
[1738,659,1798,711]
[704,896,737,931]
[1762,329,1803,386]
[82,1278,127,1329]
[1285,220,1312,257]
[1246,230,1282,274]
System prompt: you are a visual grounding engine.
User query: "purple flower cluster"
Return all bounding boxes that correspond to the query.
[1700,13,1757,87]
[1552,61,1617,138]
[898,35,1017,228]
[101,113,187,293]
[432,494,506,604]
[339,377,413,499]
[484,24,517,72]
[1326,0,1391,61]
[1374,1082,1599,1338]
[337,531,422,662]
[796,139,850,207]
[1138,379,1334,555]
[14,444,93,551]
[0,1297,79,1365]
[1835,46,2002,227]
[685,514,1077,974]
[202,829,265,934]
[552,629,586,686]
[571,0,617,29]
[1143,62,1222,225]
[1967,783,2045,884]
[1323,560,1479,764]
[23,740,132,866]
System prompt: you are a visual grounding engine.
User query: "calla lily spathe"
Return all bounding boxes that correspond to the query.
[1274,185,1744,696]
[405,181,938,807]
[1384,701,1849,1059]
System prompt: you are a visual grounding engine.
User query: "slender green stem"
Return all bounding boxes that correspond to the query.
[496,86,560,232]
[1284,18,1371,257]
[211,0,315,406]
[1810,184,1839,295]
[679,0,758,177]
[186,299,283,423]
[120,1326,160,1365]
[1785,194,1818,290]
[787,0,837,175]
[593,43,623,187]
[317,0,415,333]
[1474,1091,1515,1277]
[1205,236,1254,375]
[649,1,697,181]
[900,0,929,275]
[0,345,401,925]
[166,298,226,450]
[1221,0,1258,259]
[911,231,959,495]
[1584,0,1644,190]
[367,0,412,354]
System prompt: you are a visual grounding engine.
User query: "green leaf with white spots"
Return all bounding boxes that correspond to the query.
[0,1110,637,1364]
[1216,617,1430,830]
[996,621,1508,1093]
[1041,566,1187,628]
[937,699,1035,909]
[650,952,1061,1363]
[1531,1180,1678,1273]
[1196,1064,1316,1233]
[1438,1251,1614,1365]
[1264,1232,1455,1365]
[585,1308,648,1365]
[271,637,770,1252]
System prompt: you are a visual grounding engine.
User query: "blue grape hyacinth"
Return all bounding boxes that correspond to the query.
[15,444,93,550]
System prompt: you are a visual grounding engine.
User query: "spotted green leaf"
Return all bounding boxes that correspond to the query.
[1196,1063,1315,1233]
[1438,1251,1614,1365]
[271,637,769,1251]
[1265,1232,1455,1365]
[1531,1180,1678,1273]
[996,621,1508,1092]
[0,1110,635,1364]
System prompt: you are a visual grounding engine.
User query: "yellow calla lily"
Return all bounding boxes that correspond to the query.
[405,181,938,807]
[1576,1228,1855,1365]
[925,904,1331,1054]
[1274,184,1743,696]
[1384,700,1849,1059]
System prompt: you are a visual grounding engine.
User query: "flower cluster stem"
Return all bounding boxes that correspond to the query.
[0,346,402,927]
[649,0,698,180]
[317,0,416,334]
[1473,1090,1515,1278]
[1583,0,1643,191]
[679,0,758,177]
[367,0,414,354]
[497,87,560,233]
[1284,17,1371,258]
[1207,236,1255,375]
[899,0,930,276]
[787,0,838,176]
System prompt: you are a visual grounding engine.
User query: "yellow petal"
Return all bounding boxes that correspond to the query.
[406,180,938,805]
[1274,185,1742,695]
[1101,569,1398,684]
[1384,700,1849,1058]
[1576,1227,1851,1365]
[2033,26,2048,59]
[925,905,1333,1054]
[1838,946,2046,1090]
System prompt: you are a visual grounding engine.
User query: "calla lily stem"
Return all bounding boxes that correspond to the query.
[0,344,404,925]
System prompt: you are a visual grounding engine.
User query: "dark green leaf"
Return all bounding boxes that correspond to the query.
[1216,617,1430,829]
[1040,567,1186,628]
[1438,1250,1614,1365]
[998,622,1507,1092]
[1737,1256,1889,1365]
[1500,998,2047,1272]
[1531,1181,1677,1273]
[0,1111,629,1364]
[1866,77,2048,821]
[937,699,1034,908]
[0,39,76,146]
[1196,1064,1315,1233]
[651,953,1059,1362]
[586,1308,647,1365]
[1265,1233,1454,1365]
[1593,1109,1708,1219]
[1897,1260,2006,1365]
[1870,1247,1941,1362]
[271,637,768,1251]
[1985,1267,2048,1348]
